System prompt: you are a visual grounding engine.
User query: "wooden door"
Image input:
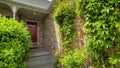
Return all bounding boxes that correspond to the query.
[26,22,37,45]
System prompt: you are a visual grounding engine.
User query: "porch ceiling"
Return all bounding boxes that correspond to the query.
[0,0,54,13]
[18,8,48,21]
[0,0,54,20]
[12,0,52,10]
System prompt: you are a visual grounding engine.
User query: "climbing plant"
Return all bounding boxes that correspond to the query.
[60,48,87,68]
[77,0,120,68]
[54,2,76,49]
[53,1,79,68]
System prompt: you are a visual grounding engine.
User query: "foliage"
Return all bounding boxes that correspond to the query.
[53,1,78,68]
[61,49,87,68]
[53,3,76,27]
[77,0,120,67]
[0,16,31,68]
[54,3,77,49]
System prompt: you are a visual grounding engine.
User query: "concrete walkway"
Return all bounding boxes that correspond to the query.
[26,48,55,68]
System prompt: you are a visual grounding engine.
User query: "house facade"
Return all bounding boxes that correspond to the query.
[0,0,60,55]
[0,0,85,55]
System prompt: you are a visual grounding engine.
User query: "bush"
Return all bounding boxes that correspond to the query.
[53,2,78,68]
[53,3,77,49]
[53,3,76,27]
[0,16,31,68]
[60,49,86,68]
[77,0,120,67]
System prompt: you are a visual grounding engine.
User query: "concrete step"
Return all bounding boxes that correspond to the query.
[26,51,54,68]
[30,51,50,58]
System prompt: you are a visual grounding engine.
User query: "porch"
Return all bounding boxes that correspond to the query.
[0,0,58,55]
[0,0,59,68]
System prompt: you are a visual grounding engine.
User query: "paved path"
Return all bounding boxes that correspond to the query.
[26,48,55,68]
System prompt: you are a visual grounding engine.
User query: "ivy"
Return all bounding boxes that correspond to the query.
[53,1,78,68]
[54,0,120,68]
[60,49,86,68]
[77,0,120,67]
[54,3,76,49]
[54,3,76,27]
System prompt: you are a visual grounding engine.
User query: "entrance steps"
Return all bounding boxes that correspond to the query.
[26,49,55,68]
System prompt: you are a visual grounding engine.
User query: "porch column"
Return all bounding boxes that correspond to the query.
[10,6,19,19]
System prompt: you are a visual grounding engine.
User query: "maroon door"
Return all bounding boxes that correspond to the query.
[26,22,37,45]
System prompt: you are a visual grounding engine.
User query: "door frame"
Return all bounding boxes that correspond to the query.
[25,20,40,48]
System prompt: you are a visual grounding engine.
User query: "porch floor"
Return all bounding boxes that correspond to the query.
[26,48,55,68]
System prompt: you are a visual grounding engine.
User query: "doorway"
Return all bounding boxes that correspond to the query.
[26,21,38,47]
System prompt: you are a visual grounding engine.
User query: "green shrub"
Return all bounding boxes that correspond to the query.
[60,49,86,68]
[0,16,31,68]
[53,3,76,27]
[53,2,77,68]
[53,3,77,49]
[77,0,120,67]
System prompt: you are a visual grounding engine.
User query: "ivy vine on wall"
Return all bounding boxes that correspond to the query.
[77,0,120,68]
[53,1,78,68]
[54,3,77,50]
[54,0,120,68]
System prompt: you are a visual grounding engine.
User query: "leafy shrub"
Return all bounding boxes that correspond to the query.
[60,49,86,68]
[77,0,120,67]
[53,3,77,49]
[53,2,78,68]
[53,3,76,27]
[0,16,31,68]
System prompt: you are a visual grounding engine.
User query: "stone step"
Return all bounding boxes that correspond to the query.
[27,51,54,68]
[30,51,50,58]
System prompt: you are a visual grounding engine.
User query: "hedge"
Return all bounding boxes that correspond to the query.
[0,16,31,68]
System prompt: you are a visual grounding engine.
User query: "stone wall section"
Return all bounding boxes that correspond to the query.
[43,14,60,55]
[43,14,85,55]
[0,5,12,17]
[38,21,44,47]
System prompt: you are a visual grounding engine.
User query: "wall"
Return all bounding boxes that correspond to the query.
[43,13,60,55]
[0,5,12,18]
[38,22,44,47]
[43,14,85,55]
